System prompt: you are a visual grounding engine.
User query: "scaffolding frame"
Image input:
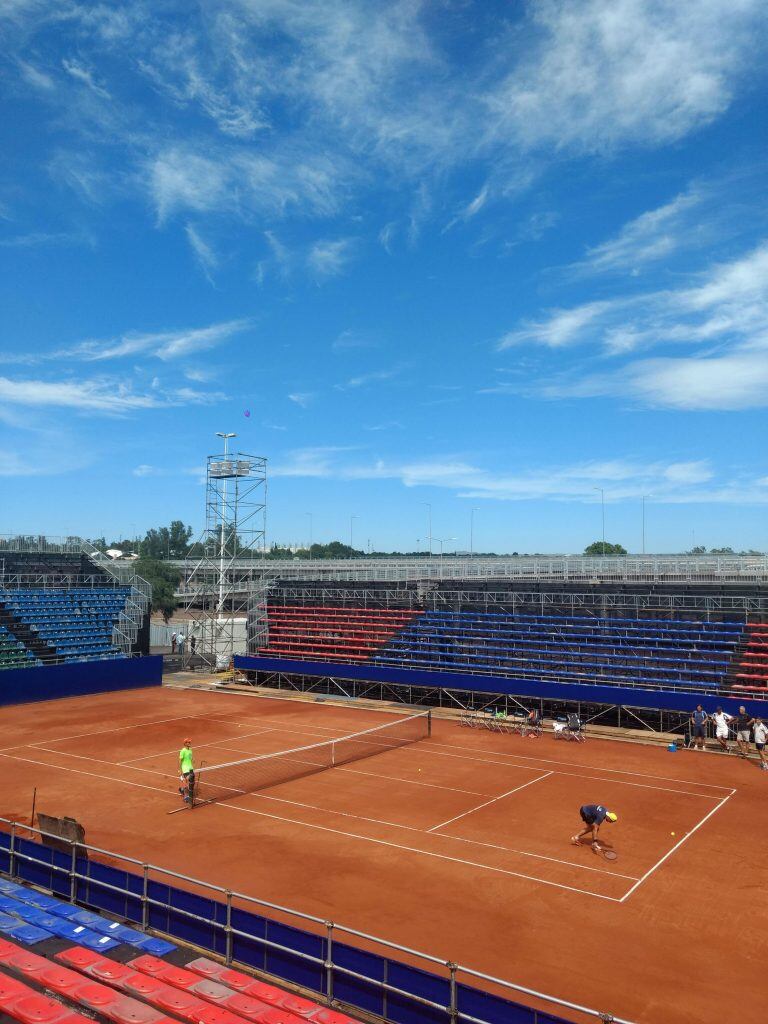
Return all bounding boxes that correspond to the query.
[182,451,268,669]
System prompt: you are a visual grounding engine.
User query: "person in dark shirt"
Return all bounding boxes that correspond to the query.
[734,707,752,758]
[689,705,708,751]
[571,804,618,850]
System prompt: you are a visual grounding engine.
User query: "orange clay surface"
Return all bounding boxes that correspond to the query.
[0,684,765,1024]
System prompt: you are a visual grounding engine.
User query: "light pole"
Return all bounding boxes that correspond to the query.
[304,512,313,555]
[421,502,432,555]
[434,537,458,576]
[593,486,605,554]
[216,432,236,614]
[470,507,479,558]
[642,495,650,555]
[349,514,358,553]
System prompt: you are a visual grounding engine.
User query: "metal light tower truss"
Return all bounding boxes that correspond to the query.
[184,448,269,669]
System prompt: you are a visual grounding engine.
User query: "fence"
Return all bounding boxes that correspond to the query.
[0,817,633,1024]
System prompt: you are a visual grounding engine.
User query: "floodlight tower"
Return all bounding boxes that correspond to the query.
[182,434,268,669]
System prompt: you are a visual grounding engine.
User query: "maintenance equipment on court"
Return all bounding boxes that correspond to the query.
[191,710,431,806]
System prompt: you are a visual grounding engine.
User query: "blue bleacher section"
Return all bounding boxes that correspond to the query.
[0,588,131,666]
[371,610,745,692]
[0,879,175,955]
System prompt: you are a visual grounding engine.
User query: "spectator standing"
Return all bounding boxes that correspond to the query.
[711,707,733,753]
[734,706,752,758]
[750,717,767,771]
[170,630,177,654]
[190,635,196,656]
[690,705,708,751]
[177,632,186,656]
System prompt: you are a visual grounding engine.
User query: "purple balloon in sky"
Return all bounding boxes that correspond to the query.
[244,409,251,418]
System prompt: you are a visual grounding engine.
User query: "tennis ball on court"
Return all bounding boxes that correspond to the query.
[671,831,676,836]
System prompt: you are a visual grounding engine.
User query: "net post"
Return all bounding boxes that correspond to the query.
[141,865,150,930]
[324,921,334,1005]
[225,890,233,965]
[427,710,432,737]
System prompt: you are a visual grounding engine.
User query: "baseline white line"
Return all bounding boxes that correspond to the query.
[414,747,724,799]
[0,711,219,755]
[619,788,737,903]
[0,752,171,796]
[428,772,553,832]
[427,739,733,792]
[433,831,639,880]
[218,800,622,901]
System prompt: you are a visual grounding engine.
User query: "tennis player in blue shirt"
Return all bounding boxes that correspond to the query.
[572,804,618,850]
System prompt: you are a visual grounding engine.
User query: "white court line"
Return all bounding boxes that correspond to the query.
[619,788,737,903]
[1,745,618,880]
[194,708,732,795]
[210,743,489,797]
[33,747,176,780]
[427,739,734,793]
[428,773,554,832]
[0,752,171,796]
[413,747,724,799]
[120,728,277,764]
[219,799,622,901]
[0,711,218,755]
[433,830,639,880]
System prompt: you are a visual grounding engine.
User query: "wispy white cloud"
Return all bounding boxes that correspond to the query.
[498,301,614,350]
[20,318,253,364]
[132,464,164,477]
[579,189,704,275]
[185,223,218,282]
[485,0,764,152]
[336,367,400,390]
[0,375,217,414]
[268,448,768,505]
[287,392,313,408]
[307,237,355,278]
[17,60,55,90]
[62,58,111,99]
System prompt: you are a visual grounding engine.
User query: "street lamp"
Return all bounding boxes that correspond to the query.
[304,512,313,555]
[593,486,605,555]
[421,503,432,555]
[434,536,458,577]
[470,507,479,558]
[642,495,651,556]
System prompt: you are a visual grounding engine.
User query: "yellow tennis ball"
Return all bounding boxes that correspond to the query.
[671,831,676,836]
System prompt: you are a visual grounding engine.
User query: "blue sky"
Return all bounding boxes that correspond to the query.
[2,0,768,554]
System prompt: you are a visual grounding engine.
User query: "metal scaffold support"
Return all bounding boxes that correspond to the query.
[181,434,268,670]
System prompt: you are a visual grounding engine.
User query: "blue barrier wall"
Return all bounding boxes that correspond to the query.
[0,655,162,708]
[0,830,572,1024]
[235,654,768,716]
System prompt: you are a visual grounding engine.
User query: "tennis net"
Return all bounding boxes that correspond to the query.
[194,709,431,805]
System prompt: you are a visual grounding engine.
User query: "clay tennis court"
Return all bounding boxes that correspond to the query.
[0,683,765,1024]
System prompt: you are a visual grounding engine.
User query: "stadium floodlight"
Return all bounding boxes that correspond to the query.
[182,433,267,671]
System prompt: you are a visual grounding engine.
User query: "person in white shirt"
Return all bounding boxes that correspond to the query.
[750,717,767,771]
[711,707,733,752]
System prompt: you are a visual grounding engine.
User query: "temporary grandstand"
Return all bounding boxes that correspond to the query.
[204,553,768,736]
[0,536,151,673]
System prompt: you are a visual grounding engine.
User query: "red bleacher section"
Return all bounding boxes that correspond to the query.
[731,622,768,692]
[257,605,419,663]
[0,938,356,1024]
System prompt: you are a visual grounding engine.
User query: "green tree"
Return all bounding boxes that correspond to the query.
[584,541,627,556]
[135,558,181,622]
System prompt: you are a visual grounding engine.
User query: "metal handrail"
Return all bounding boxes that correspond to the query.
[0,816,634,1024]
